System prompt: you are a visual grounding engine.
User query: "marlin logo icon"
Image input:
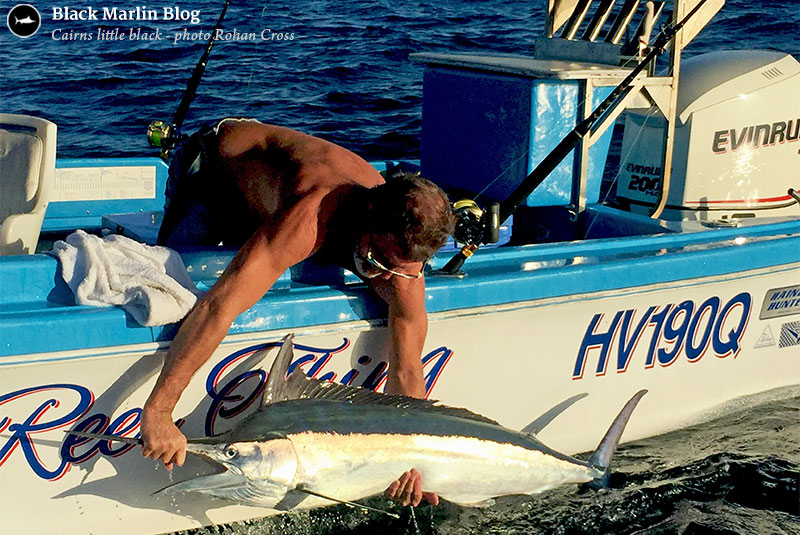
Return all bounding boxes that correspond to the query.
[7,4,42,38]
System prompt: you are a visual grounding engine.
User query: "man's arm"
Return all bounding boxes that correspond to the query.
[369,274,439,506]
[368,274,428,398]
[141,201,319,468]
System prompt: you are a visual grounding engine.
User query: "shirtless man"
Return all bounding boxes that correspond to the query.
[141,118,455,506]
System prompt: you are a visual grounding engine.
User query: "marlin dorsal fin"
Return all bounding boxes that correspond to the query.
[285,370,502,425]
[261,333,296,407]
[261,334,499,425]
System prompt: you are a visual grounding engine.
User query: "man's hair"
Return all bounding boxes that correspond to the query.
[369,172,456,262]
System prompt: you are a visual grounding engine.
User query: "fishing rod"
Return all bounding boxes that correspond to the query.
[146,0,232,159]
[436,0,709,276]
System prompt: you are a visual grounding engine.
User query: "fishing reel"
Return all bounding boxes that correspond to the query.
[147,120,191,160]
[147,120,180,154]
[146,2,232,159]
[451,199,501,247]
[433,200,500,277]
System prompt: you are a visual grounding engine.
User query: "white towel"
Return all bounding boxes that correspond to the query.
[52,230,200,326]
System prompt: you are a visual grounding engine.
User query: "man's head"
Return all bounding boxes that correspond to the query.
[354,173,455,279]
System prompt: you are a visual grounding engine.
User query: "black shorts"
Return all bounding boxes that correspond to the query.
[156,120,257,248]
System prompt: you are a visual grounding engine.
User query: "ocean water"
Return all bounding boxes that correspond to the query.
[2,0,799,161]
[3,1,799,534]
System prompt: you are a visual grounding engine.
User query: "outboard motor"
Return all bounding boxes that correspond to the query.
[617,50,800,220]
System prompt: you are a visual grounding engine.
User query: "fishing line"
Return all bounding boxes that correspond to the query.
[576,22,675,238]
[472,149,530,203]
[595,50,675,211]
[584,103,660,237]
[242,4,270,102]
[408,504,421,534]
[603,104,660,204]
[294,485,401,519]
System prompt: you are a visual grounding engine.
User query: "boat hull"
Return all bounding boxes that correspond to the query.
[2,261,798,534]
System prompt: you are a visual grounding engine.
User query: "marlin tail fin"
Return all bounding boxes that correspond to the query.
[587,389,647,485]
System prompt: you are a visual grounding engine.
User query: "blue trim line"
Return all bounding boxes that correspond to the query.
[2,212,799,358]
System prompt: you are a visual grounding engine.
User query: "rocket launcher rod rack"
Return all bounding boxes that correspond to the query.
[438,0,712,276]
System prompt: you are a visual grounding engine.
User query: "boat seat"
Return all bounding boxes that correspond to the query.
[0,114,57,255]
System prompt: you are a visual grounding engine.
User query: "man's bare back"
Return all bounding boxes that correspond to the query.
[218,120,384,223]
[159,119,386,252]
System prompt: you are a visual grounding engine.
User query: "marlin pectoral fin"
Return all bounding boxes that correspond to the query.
[154,472,248,495]
[521,392,589,435]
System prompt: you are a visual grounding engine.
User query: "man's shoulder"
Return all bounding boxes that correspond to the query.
[216,119,275,158]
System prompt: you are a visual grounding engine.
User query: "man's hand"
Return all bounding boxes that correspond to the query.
[140,407,187,470]
[384,468,440,507]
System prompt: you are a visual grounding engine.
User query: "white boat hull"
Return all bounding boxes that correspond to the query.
[2,263,798,534]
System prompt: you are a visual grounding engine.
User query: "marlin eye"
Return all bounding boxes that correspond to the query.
[224,445,238,459]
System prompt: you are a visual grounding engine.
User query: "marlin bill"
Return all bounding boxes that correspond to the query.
[69,335,646,510]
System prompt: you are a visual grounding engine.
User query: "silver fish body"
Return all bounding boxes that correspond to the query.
[171,395,639,509]
[161,335,646,510]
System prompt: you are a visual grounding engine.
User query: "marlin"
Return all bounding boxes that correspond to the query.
[69,334,646,511]
[15,16,37,24]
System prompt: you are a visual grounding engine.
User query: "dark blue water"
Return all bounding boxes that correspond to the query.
[3,2,799,534]
[2,0,798,161]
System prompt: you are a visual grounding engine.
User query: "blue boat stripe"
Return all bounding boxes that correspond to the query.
[2,219,799,357]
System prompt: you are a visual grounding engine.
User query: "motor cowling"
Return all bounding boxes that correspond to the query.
[617,50,800,220]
